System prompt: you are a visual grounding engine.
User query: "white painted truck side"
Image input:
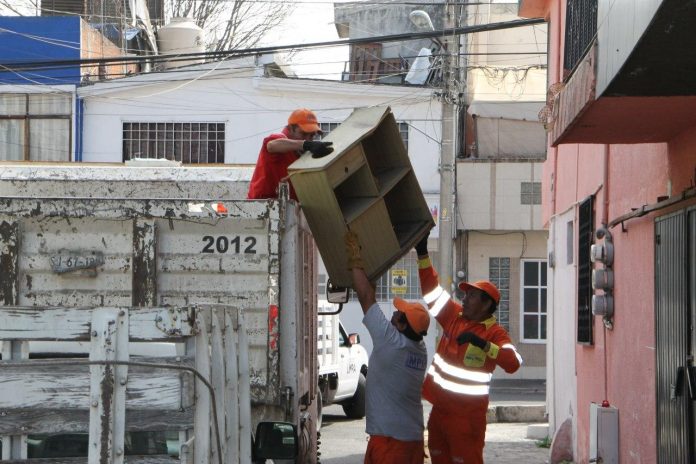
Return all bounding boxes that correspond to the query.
[317,301,368,420]
[0,165,320,463]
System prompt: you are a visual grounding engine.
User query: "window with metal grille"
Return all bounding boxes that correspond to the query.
[564,0,598,76]
[0,93,72,162]
[122,122,225,163]
[521,182,542,205]
[521,259,547,342]
[577,195,594,344]
[320,121,409,151]
[343,252,425,302]
[489,257,511,331]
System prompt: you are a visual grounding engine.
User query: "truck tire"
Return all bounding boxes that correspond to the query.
[342,373,366,419]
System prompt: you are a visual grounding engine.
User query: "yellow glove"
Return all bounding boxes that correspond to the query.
[345,231,364,269]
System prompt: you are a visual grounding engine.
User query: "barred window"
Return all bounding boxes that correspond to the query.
[521,182,542,205]
[489,257,511,331]
[122,122,225,163]
[521,259,547,342]
[577,196,594,344]
[373,253,421,301]
[320,121,410,151]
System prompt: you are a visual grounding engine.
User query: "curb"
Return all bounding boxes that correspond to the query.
[487,404,546,423]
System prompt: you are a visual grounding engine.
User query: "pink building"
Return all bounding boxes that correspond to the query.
[519,1,696,463]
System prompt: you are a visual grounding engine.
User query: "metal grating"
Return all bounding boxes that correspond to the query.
[576,195,594,343]
[654,210,690,463]
[564,0,598,77]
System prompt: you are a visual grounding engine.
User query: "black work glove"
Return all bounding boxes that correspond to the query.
[303,140,334,158]
[456,331,487,349]
[415,231,430,256]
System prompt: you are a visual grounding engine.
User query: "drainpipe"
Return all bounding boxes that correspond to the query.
[75,96,84,162]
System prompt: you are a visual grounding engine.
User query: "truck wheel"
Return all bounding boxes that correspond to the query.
[316,388,323,430]
[342,373,366,419]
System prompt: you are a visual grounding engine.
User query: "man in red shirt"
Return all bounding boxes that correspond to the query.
[247,108,334,200]
[414,233,522,464]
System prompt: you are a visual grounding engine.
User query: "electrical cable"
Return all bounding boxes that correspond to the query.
[0,17,545,72]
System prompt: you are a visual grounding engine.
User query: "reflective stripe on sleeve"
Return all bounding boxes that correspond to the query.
[502,343,524,364]
[428,291,450,317]
[423,286,444,304]
[432,354,492,383]
[427,366,490,396]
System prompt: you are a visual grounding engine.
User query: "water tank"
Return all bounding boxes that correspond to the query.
[156,17,205,69]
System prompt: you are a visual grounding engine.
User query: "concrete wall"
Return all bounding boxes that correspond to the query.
[542,2,696,463]
[457,161,544,231]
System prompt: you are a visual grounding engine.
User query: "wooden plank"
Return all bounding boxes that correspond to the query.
[0,307,195,341]
[0,217,19,305]
[0,198,272,221]
[237,311,252,464]
[3,455,178,464]
[193,309,211,464]
[88,309,127,464]
[209,311,225,464]
[0,357,192,410]
[132,219,157,307]
[224,311,239,464]
[0,408,194,435]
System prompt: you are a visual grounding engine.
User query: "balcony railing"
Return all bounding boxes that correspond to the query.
[563,0,598,78]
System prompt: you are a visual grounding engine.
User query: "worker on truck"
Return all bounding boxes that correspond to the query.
[414,233,523,464]
[344,231,429,464]
[247,108,334,201]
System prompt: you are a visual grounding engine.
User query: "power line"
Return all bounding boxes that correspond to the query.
[0,17,545,72]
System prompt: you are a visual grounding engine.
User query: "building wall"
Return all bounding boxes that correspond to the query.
[81,20,137,80]
[0,16,81,85]
[541,2,696,463]
[457,161,544,231]
[79,62,442,193]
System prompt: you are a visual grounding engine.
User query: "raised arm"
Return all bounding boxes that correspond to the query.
[345,231,376,314]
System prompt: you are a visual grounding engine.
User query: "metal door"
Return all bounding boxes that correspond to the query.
[655,208,694,463]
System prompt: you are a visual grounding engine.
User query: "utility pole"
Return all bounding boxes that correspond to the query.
[438,0,458,291]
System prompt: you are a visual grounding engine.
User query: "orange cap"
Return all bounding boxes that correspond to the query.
[458,280,501,304]
[393,297,430,335]
[288,108,320,133]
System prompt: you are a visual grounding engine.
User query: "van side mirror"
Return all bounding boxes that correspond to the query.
[253,422,298,462]
[349,333,361,345]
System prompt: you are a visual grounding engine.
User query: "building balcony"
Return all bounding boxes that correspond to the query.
[522,0,696,145]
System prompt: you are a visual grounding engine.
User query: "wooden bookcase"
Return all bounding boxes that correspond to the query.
[288,106,434,288]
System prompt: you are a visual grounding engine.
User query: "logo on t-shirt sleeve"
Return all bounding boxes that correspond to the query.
[405,351,428,371]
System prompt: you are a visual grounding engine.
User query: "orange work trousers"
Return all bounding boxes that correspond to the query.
[427,406,486,464]
[364,435,425,464]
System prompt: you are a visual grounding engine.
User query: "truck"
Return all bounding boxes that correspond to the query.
[316,303,369,428]
[0,164,346,463]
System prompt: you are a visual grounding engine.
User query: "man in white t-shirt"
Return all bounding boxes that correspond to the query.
[345,231,430,464]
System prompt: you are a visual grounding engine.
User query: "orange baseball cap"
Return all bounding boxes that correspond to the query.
[393,297,430,335]
[288,108,320,133]
[458,280,501,304]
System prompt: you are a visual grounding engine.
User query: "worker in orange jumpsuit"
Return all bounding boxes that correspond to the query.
[415,233,522,464]
[247,108,333,201]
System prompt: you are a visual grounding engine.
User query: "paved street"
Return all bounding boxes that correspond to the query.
[318,402,550,464]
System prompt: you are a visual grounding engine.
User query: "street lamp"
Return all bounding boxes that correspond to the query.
[409,8,456,292]
[409,10,434,31]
